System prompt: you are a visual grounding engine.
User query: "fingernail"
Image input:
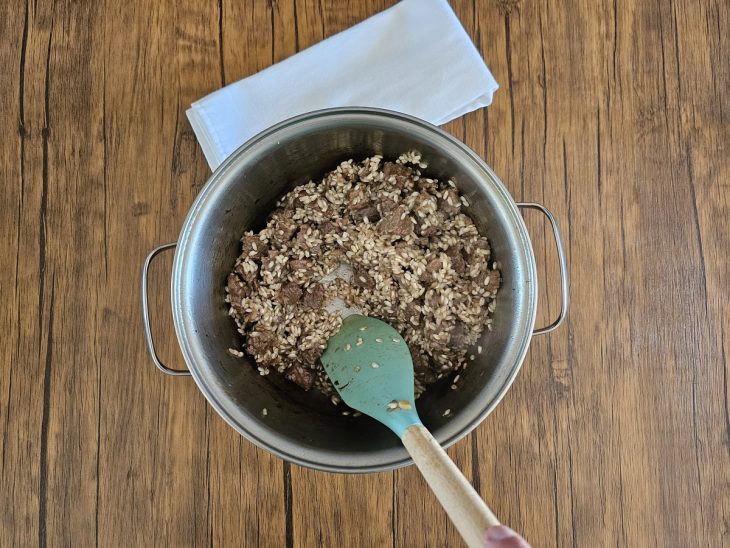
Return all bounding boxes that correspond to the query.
[486,525,517,541]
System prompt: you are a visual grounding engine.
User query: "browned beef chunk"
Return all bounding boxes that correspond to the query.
[353,203,380,223]
[342,168,360,183]
[475,269,501,295]
[378,206,414,237]
[288,259,312,272]
[416,221,437,238]
[382,162,413,188]
[285,364,315,390]
[246,329,276,355]
[241,234,267,259]
[298,346,323,366]
[425,292,442,310]
[446,245,466,276]
[260,251,280,274]
[348,187,368,209]
[383,161,412,179]
[465,238,491,262]
[302,282,325,309]
[269,209,298,241]
[336,230,355,251]
[348,187,380,222]
[234,260,258,284]
[319,221,337,235]
[417,178,439,194]
[405,301,422,326]
[420,256,443,284]
[295,226,322,254]
[413,192,435,215]
[279,282,302,304]
[226,273,249,315]
[439,188,462,215]
[448,322,471,349]
[485,269,501,295]
[352,266,375,289]
[378,197,399,214]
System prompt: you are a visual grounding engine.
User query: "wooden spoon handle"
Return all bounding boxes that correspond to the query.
[401,424,500,548]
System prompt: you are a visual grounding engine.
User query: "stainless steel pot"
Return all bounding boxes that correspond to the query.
[141,108,568,473]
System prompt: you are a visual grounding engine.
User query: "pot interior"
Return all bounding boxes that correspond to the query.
[172,109,536,472]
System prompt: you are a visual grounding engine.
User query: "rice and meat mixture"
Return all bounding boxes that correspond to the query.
[225,152,501,402]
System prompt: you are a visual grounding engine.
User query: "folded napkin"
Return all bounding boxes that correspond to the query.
[187,0,498,170]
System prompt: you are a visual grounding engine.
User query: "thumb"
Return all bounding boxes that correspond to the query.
[484,525,531,548]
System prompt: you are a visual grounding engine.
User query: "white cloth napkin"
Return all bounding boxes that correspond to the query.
[187,0,498,170]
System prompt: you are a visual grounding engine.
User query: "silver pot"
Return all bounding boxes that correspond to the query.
[141,108,568,473]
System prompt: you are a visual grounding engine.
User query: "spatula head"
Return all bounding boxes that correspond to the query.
[321,314,422,437]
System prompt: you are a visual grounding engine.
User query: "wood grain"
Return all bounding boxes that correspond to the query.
[1,0,728,546]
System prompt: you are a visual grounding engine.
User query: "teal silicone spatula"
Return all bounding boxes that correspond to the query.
[321,313,500,548]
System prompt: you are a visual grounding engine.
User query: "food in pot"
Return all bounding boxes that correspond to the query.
[225,152,501,401]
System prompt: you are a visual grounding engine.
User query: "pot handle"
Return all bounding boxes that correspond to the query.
[516,203,570,335]
[141,242,191,376]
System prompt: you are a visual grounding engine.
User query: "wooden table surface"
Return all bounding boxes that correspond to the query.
[1,0,728,546]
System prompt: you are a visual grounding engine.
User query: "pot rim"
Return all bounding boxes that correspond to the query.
[171,107,538,473]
